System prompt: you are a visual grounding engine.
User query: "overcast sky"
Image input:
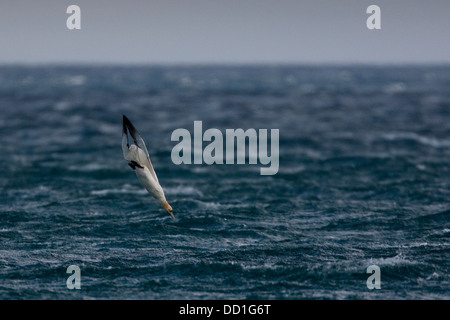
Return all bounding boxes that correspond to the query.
[1,0,449,64]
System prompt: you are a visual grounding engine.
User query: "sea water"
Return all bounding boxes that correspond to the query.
[0,65,448,299]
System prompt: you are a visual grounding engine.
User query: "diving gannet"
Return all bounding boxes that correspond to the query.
[122,115,174,220]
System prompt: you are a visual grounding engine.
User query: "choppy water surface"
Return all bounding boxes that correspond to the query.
[0,65,449,299]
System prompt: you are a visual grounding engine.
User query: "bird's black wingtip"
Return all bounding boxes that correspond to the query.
[122,114,140,143]
[122,115,129,134]
[122,114,134,130]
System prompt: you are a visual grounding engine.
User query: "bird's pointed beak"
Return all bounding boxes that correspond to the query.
[161,200,175,220]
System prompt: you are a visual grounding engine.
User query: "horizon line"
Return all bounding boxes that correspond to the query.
[1,61,450,67]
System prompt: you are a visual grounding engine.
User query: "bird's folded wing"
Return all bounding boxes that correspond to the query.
[122,116,159,183]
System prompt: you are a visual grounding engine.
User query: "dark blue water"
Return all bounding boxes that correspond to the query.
[0,65,449,299]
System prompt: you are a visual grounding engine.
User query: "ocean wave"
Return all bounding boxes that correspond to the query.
[365,253,416,267]
[164,186,203,196]
[379,132,450,148]
[383,82,407,94]
[64,75,86,86]
[69,163,114,172]
[90,185,147,196]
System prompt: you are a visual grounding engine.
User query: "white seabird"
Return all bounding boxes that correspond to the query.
[122,115,174,220]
